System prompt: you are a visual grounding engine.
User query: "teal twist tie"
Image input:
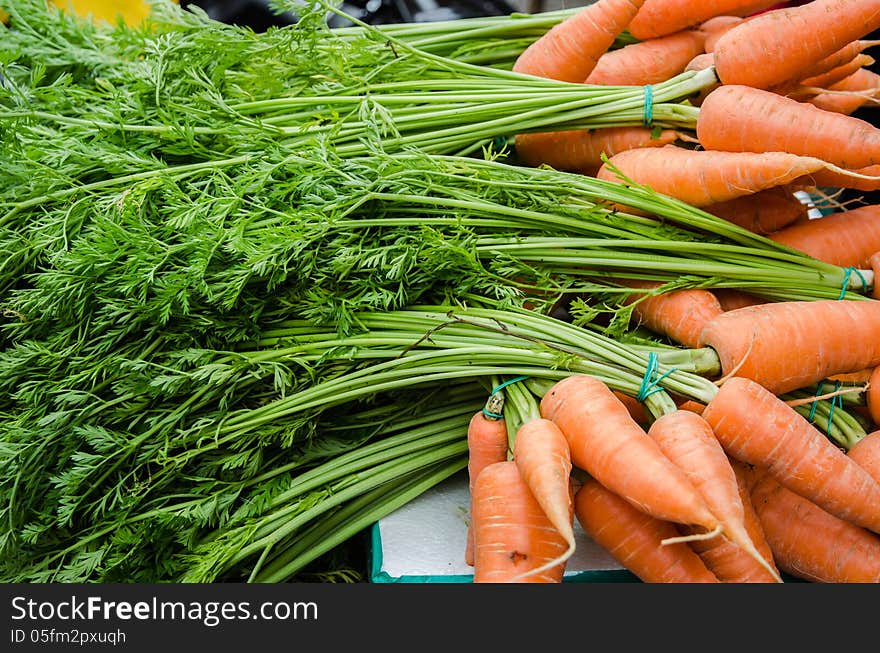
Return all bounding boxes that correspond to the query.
[482,375,530,419]
[643,85,654,127]
[636,352,676,402]
[839,267,869,299]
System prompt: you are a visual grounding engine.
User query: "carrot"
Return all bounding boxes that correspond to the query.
[870,366,880,425]
[872,252,880,300]
[749,467,880,583]
[676,399,706,415]
[808,68,880,115]
[766,204,880,268]
[698,16,745,53]
[697,84,880,170]
[704,185,809,234]
[701,376,880,535]
[471,460,570,583]
[799,39,880,83]
[712,0,880,90]
[646,410,782,581]
[573,476,720,583]
[848,430,880,484]
[512,417,576,578]
[799,54,877,91]
[584,29,706,85]
[465,407,510,566]
[514,127,684,175]
[627,1,778,40]
[596,144,870,206]
[619,279,724,348]
[540,374,722,534]
[613,390,651,427]
[712,288,766,312]
[511,0,647,82]
[795,164,880,192]
[681,457,781,583]
[698,300,880,395]
[684,51,715,72]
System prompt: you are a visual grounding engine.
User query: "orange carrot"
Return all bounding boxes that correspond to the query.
[596,144,866,206]
[512,0,646,82]
[795,164,880,192]
[698,300,880,395]
[872,252,880,300]
[799,39,880,83]
[619,279,724,348]
[767,204,880,269]
[704,185,809,234]
[465,408,510,566]
[512,417,575,577]
[682,458,780,583]
[573,476,720,583]
[799,54,876,91]
[514,127,683,175]
[627,1,778,40]
[646,409,782,581]
[540,374,721,534]
[471,460,570,583]
[698,16,745,53]
[848,430,880,484]
[712,0,880,90]
[701,376,880,535]
[584,29,706,85]
[676,399,706,415]
[869,366,880,426]
[749,467,880,583]
[808,68,880,115]
[697,84,880,170]
[712,288,766,312]
[613,390,651,427]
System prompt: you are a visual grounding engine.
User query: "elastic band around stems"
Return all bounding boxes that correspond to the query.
[643,84,654,127]
[839,267,869,299]
[827,381,844,435]
[636,352,676,402]
[482,375,530,419]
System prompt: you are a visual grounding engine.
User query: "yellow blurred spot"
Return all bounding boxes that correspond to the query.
[49,1,178,26]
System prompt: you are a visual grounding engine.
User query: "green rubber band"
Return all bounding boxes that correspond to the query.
[807,382,825,422]
[838,267,867,299]
[826,381,843,435]
[481,408,504,419]
[643,85,654,127]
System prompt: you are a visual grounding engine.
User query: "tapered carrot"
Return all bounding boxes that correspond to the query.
[596,144,871,206]
[465,407,510,566]
[766,204,880,269]
[646,410,782,581]
[573,476,720,583]
[712,289,766,312]
[808,68,880,115]
[869,366,880,426]
[620,279,724,348]
[698,300,880,395]
[848,430,880,484]
[676,399,706,415]
[613,390,651,427]
[512,0,647,82]
[512,417,575,578]
[799,40,880,83]
[514,127,684,175]
[584,29,706,85]
[796,164,880,192]
[697,84,880,170]
[749,468,880,583]
[540,374,721,534]
[698,16,745,53]
[712,0,880,90]
[627,0,778,40]
[704,185,808,234]
[799,54,876,91]
[681,457,781,583]
[701,376,880,535]
[872,252,880,300]
[471,460,570,583]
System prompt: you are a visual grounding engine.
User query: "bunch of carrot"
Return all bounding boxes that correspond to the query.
[465,0,880,583]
